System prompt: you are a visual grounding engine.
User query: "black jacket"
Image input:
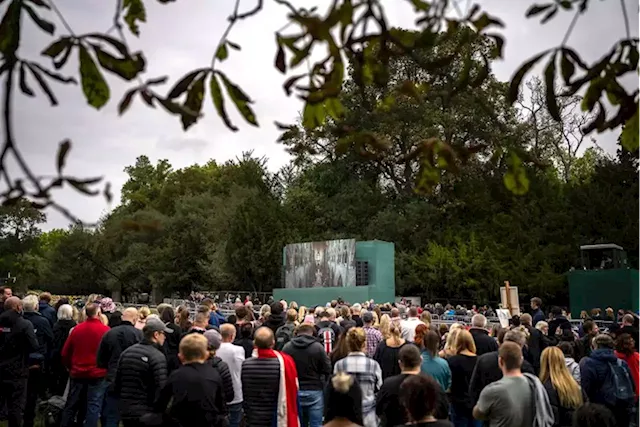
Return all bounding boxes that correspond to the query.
[263,313,285,334]
[316,320,342,340]
[352,315,364,327]
[115,340,168,420]
[543,379,577,427]
[548,316,572,336]
[38,302,56,326]
[155,362,226,427]
[164,322,182,372]
[209,356,234,404]
[282,334,331,390]
[97,321,143,385]
[0,310,39,380]
[526,325,545,372]
[22,311,53,365]
[469,328,498,356]
[468,350,535,403]
[52,319,76,362]
[234,337,254,359]
[242,357,281,426]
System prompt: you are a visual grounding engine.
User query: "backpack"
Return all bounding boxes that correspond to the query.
[275,323,295,350]
[608,359,635,404]
[318,326,335,353]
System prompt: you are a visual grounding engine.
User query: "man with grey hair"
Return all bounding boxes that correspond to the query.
[351,303,364,327]
[22,295,53,427]
[469,329,535,404]
[469,314,498,356]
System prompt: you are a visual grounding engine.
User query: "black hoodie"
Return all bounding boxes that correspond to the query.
[282,334,331,390]
[263,312,285,334]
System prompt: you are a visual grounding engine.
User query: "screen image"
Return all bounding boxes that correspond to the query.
[284,239,356,289]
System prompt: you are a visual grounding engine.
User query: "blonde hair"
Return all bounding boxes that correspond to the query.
[180,334,208,362]
[100,313,109,326]
[371,310,380,327]
[298,306,307,323]
[420,311,432,326]
[539,347,583,409]
[443,327,462,354]
[455,329,476,354]
[289,301,298,310]
[138,306,151,320]
[332,372,354,393]
[536,321,549,331]
[260,304,271,318]
[346,327,366,352]
[379,314,391,339]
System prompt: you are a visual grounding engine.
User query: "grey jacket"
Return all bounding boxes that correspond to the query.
[524,372,554,427]
[564,357,581,385]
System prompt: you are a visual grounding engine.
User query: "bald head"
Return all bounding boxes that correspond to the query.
[121,308,139,323]
[254,326,274,350]
[4,296,21,312]
[220,324,236,342]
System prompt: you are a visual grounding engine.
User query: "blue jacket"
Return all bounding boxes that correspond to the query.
[208,311,226,328]
[420,351,451,391]
[23,311,54,365]
[580,348,633,408]
[38,302,56,326]
[532,308,545,325]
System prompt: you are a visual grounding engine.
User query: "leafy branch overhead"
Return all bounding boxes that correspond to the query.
[0,0,637,220]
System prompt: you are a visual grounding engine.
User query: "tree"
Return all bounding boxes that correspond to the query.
[0,0,635,219]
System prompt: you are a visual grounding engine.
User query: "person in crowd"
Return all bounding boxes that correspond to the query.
[324,373,363,427]
[96,307,142,427]
[107,310,122,328]
[620,314,639,351]
[22,295,54,427]
[152,333,226,427]
[204,329,234,405]
[401,307,424,342]
[60,303,110,427]
[577,320,598,361]
[114,317,169,427]
[416,329,451,392]
[275,308,298,350]
[0,296,39,427]
[377,343,448,427]
[197,305,215,330]
[378,314,391,339]
[373,321,407,379]
[257,304,271,327]
[398,374,453,427]
[38,292,57,326]
[264,301,286,334]
[51,304,77,396]
[571,403,617,427]
[549,306,572,337]
[298,306,308,324]
[439,327,462,359]
[531,297,545,325]
[176,305,192,331]
[469,314,498,356]
[472,342,539,427]
[615,333,639,400]
[390,307,402,325]
[158,305,182,372]
[235,322,254,359]
[0,285,13,313]
[580,333,635,426]
[217,324,245,427]
[241,327,300,427]
[99,297,117,324]
[331,333,351,368]
[604,307,615,322]
[203,298,226,328]
[363,311,383,358]
[469,329,536,404]
[446,329,478,427]
[558,341,581,385]
[135,306,150,330]
[420,310,432,329]
[351,304,364,327]
[317,309,341,354]
[520,313,544,373]
[187,311,210,334]
[539,346,583,427]
[339,306,356,332]
[334,327,382,427]
[283,323,332,427]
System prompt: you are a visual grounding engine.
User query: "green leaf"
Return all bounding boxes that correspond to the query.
[180,74,206,130]
[283,73,306,96]
[42,38,71,58]
[216,43,228,61]
[544,55,560,121]
[504,153,530,195]
[18,63,35,97]
[581,78,604,112]
[620,108,639,152]
[85,33,129,56]
[94,47,145,80]
[123,0,146,36]
[78,45,110,109]
[302,102,325,129]
[508,51,548,103]
[324,97,344,120]
[23,4,55,34]
[525,4,553,17]
[560,51,575,84]
[27,63,58,105]
[209,74,238,131]
[167,69,205,99]
[217,71,258,127]
[118,88,137,115]
[472,13,504,31]
[56,139,71,173]
[28,62,76,84]
[226,40,241,50]
[540,7,558,24]
[0,1,21,56]
[275,44,286,73]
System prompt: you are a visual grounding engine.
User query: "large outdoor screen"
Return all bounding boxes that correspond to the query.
[284,239,356,288]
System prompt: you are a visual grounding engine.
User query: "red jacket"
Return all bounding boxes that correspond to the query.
[616,350,640,398]
[62,318,109,379]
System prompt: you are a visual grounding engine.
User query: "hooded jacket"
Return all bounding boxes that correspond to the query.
[523,373,554,427]
[0,310,39,380]
[581,348,634,408]
[282,334,331,390]
[263,312,285,334]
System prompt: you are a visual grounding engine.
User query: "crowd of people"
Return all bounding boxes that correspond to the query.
[0,286,638,427]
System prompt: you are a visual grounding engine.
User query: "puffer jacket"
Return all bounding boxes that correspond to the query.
[0,310,39,380]
[241,357,281,427]
[209,356,234,404]
[115,340,167,420]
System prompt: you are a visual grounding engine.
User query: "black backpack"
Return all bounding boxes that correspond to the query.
[275,323,295,350]
[607,359,635,405]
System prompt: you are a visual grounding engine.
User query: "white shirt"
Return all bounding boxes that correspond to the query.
[216,342,245,404]
[401,317,425,342]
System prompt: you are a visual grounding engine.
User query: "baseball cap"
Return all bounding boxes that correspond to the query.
[204,329,222,351]
[143,318,173,334]
[362,312,374,323]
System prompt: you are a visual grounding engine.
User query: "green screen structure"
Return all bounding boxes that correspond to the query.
[568,268,639,315]
[274,240,395,307]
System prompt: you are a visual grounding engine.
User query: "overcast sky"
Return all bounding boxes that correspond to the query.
[9,0,639,229]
